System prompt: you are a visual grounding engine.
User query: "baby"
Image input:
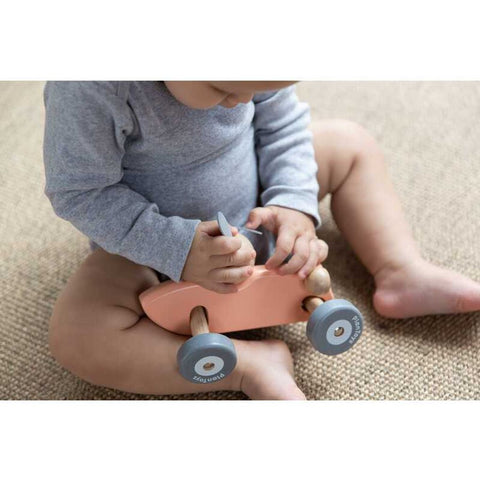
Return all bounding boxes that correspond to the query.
[43,81,480,400]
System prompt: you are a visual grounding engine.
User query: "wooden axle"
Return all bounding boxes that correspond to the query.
[303,296,324,313]
[190,306,210,336]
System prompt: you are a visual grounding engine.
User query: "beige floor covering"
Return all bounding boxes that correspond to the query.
[0,81,479,400]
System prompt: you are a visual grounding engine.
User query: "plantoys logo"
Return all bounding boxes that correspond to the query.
[348,315,362,345]
[193,373,226,383]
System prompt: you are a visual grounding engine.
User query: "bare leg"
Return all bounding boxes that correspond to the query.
[311,119,480,318]
[49,248,305,399]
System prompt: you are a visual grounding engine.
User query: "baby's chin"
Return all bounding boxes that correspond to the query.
[180,96,241,110]
[181,100,231,110]
[185,99,241,110]
[219,102,240,109]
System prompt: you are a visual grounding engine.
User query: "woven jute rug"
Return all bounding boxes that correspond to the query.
[1,81,479,400]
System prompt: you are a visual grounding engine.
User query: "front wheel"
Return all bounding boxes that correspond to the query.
[306,299,363,355]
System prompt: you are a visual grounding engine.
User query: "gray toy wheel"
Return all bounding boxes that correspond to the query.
[177,333,237,384]
[306,299,363,355]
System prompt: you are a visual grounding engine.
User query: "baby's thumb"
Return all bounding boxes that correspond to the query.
[198,220,221,236]
[246,207,270,229]
[198,220,238,237]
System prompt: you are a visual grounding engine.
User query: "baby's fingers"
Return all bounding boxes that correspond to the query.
[205,282,239,294]
[208,235,242,255]
[210,248,256,269]
[265,227,296,270]
[278,235,310,275]
[209,266,254,285]
[297,239,320,279]
[298,239,329,279]
[316,238,329,264]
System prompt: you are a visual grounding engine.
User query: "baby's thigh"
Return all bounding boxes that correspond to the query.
[49,249,160,358]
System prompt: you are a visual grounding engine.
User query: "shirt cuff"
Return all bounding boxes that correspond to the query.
[156,217,201,282]
[117,215,201,283]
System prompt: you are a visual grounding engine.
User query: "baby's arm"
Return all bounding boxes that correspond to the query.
[44,81,199,282]
[249,86,326,276]
[253,85,320,226]
[44,82,255,289]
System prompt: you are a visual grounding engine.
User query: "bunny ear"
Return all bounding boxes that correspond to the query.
[216,211,233,237]
[216,211,239,237]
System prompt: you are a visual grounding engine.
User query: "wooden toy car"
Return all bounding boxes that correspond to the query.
[139,213,363,384]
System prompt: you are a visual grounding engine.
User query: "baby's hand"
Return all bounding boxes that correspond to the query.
[181,221,256,294]
[246,205,328,279]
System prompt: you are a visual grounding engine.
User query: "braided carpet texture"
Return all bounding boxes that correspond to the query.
[1,81,479,400]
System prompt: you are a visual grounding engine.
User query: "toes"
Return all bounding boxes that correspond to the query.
[373,289,404,318]
[286,385,307,401]
[455,295,469,313]
[454,287,480,313]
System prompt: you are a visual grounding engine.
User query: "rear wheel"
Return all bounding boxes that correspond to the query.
[177,333,237,383]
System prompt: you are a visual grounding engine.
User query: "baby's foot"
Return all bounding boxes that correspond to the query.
[237,339,306,400]
[373,258,480,318]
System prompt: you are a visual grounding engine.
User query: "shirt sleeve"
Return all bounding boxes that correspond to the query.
[253,85,321,228]
[43,81,200,281]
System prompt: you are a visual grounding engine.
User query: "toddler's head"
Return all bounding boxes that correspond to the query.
[164,81,295,109]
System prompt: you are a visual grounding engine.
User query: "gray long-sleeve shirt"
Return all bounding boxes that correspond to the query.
[43,81,320,281]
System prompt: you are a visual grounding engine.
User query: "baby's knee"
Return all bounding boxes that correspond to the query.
[342,120,382,159]
[311,119,383,164]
